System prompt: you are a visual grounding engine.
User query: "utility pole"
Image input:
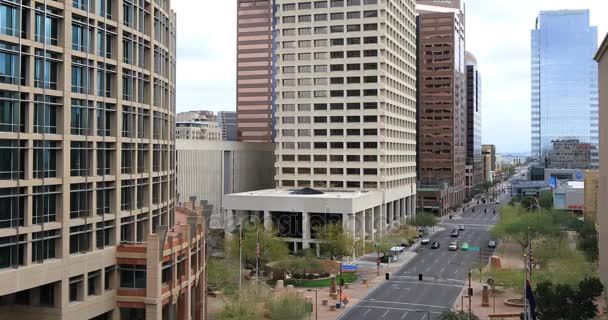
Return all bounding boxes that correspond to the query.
[376,242,380,276]
[468,269,472,317]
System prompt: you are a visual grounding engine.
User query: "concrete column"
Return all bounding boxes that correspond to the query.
[263,210,272,231]
[360,210,366,242]
[369,208,375,242]
[410,195,416,218]
[302,212,310,249]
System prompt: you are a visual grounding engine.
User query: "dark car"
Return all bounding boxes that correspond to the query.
[488,240,497,249]
[431,241,440,249]
[450,229,459,237]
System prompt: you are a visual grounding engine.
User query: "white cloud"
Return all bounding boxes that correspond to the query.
[173,0,608,153]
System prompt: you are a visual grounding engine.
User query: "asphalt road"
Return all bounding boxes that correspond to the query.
[339,187,510,320]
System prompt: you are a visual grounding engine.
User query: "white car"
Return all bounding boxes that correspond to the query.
[421,238,430,245]
[448,241,458,251]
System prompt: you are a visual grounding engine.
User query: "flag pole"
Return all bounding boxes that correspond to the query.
[239,218,243,290]
[256,228,260,292]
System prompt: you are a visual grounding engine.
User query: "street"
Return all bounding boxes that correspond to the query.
[339,187,509,320]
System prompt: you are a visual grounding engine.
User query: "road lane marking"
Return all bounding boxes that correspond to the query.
[401,312,409,319]
[361,300,449,310]
[383,280,464,288]
[362,309,371,317]
[351,305,444,314]
[381,310,390,318]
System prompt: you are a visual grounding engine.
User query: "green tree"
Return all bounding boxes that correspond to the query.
[230,223,289,270]
[440,309,480,320]
[407,212,438,228]
[207,258,237,295]
[314,223,354,258]
[577,220,599,262]
[491,206,563,252]
[535,278,603,320]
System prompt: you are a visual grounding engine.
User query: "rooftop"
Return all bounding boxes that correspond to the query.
[228,188,378,199]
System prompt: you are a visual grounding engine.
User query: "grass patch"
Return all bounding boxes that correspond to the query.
[269,273,358,288]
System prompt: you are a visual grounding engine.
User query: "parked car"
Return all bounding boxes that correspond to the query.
[458,225,465,231]
[431,241,440,249]
[448,241,458,251]
[488,240,497,248]
[461,242,469,251]
[451,229,459,237]
[421,238,430,245]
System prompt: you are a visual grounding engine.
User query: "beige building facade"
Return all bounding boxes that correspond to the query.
[226,0,418,251]
[0,0,190,319]
[595,33,608,298]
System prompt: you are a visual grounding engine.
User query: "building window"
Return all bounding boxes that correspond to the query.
[39,283,55,306]
[120,308,145,320]
[96,221,113,249]
[34,95,59,134]
[0,91,24,132]
[105,266,115,290]
[96,182,113,215]
[69,275,83,302]
[71,19,91,52]
[0,42,19,85]
[0,3,20,37]
[32,230,58,263]
[70,142,92,176]
[32,185,59,224]
[0,235,25,269]
[0,187,25,228]
[69,224,91,254]
[35,7,59,45]
[119,264,146,288]
[0,140,25,180]
[33,141,58,178]
[70,183,92,219]
[88,270,101,296]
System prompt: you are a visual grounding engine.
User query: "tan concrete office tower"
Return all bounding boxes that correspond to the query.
[226,0,418,252]
[237,0,275,142]
[0,1,196,319]
[416,0,467,215]
[594,32,608,305]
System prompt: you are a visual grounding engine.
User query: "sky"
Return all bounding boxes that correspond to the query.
[173,0,608,154]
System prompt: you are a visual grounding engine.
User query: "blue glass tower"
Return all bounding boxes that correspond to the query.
[531,10,598,164]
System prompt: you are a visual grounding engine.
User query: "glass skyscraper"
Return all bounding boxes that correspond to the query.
[531,10,598,164]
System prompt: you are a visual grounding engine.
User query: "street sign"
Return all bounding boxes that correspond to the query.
[469,247,480,252]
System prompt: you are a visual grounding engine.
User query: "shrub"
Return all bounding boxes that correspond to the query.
[269,295,307,320]
[320,272,330,278]
[306,273,316,280]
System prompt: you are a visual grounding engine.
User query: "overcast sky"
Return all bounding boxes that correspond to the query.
[173,0,608,154]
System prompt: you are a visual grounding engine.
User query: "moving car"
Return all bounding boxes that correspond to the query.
[458,225,465,231]
[421,238,430,245]
[461,242,469,251]
[448,241,458,251]
[431,241,440,249]
[450,229,459,237]
[488,240,497,248]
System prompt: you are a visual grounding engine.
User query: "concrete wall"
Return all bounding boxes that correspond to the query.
[176,140,275,229]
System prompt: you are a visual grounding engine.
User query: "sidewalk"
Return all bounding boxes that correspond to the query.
[453,280,523,320]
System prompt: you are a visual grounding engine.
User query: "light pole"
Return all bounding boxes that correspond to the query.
[307,289,318,320]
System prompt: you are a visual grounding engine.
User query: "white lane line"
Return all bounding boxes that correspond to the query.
[381,310,390,318]
[401,311,409,319]
[362,300,449,310]
[351,305,444,314]
[384,280,464,288]
[362,309,371,317]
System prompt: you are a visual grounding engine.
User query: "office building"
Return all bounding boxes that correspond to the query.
[465,52,482,197]
[531,10,599,164]
[416,0,467,214]
[584,171,598,223]
[594,32,608,305]
[176,140,275,229]
[236,0,275,142]
[226,0,418,252]
[482,144,496,183]
[176,110,217,123]
[175,121,222,141]
[218,111,238,141]
[0,1,191,319]
[545,139,596,170]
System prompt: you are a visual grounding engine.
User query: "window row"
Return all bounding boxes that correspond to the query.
[280,154,378,162]
[281,62,377,73]
[281,89,378,98]
[281,141,378,149]
[282,0,378,11]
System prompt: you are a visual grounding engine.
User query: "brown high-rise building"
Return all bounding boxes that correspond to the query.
[416,0,467,214]
[236,0,274,142]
